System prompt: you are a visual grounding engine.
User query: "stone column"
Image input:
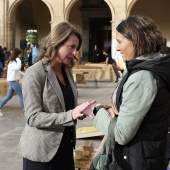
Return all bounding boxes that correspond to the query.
[7,22,15,50]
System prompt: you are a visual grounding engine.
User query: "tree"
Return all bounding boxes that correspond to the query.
[26,29,38,46]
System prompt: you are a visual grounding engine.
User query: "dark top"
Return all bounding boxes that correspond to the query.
[55,65,75,170]
[91,49,100,63]
[0,47,5,67]
[115,56,170,170]
[105,53,115,64]
[27,53,32,66]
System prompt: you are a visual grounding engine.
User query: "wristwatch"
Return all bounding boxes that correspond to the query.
[93,105,103,116]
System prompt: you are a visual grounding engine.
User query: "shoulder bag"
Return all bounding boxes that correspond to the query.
[90,118,119,170]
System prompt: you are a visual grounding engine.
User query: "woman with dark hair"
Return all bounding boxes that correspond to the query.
[19,22,95,170]
[0,48,24,116]
[92,15,170,170]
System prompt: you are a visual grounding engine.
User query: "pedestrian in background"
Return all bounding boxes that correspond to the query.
[19,21,95,170]
[25,47,32,67]
[0,48,24,116]
[30,43,39,64]
[3,47,11,61]
[0,45,5,77]
[102,48,120,82]
[91,44,100,63]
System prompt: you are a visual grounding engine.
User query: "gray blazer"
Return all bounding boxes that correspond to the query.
[18,60,78,162]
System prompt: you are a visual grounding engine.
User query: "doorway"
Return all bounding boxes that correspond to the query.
[89,17,111,62]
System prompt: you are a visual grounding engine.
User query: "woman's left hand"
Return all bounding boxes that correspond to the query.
[81,100,96,118]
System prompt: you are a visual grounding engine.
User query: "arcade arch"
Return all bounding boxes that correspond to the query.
[7,0,51,50]
[4,0,170,62]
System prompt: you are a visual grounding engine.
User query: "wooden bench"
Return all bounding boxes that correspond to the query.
[73,70,89,75]
[72,70,89,85]
[73,65,101,87]
[72,71,89,96]
[74,65,101,69]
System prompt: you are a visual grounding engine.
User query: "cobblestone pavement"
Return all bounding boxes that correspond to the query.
[0,80,116,170]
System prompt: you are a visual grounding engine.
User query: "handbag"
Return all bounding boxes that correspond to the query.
[90,118,119,170]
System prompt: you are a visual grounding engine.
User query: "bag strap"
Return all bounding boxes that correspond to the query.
[105,117,117,155]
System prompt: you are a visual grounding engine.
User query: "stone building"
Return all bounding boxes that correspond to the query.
[0,0,170,62]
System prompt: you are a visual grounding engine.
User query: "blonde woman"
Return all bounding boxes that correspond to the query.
[19,22,95,170]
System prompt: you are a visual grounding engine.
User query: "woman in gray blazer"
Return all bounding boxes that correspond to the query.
[19,22,95,170]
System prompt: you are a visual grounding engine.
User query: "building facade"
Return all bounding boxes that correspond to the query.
[0,0,170,62]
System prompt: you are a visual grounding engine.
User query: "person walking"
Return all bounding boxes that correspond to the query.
[92,15,170,170]
[0,48,24,116]
[18,21,95,170]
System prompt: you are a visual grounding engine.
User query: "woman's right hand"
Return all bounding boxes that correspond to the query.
[107,106,119,119]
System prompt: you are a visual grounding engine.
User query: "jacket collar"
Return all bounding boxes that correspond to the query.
[42,61,77,110]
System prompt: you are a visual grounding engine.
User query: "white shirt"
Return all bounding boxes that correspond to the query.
[7,58,22,81]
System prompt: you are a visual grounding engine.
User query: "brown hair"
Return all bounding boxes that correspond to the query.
[7,48,21,64]
[116,15,165,57]
[37,21,82,67]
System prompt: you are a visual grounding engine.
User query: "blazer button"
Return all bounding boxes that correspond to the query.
[123,156,127,159]
[71,139,73,143]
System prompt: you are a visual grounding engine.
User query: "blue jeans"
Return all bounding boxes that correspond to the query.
[0,81,24,109]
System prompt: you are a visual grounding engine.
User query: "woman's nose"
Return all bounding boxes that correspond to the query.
[116,45,120,51]
[72,50,77,56]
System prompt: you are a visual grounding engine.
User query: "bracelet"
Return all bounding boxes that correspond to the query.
[93,105,103,116]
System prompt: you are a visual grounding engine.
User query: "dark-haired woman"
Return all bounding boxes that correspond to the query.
[0,48,24,116]
[93,15,170,170]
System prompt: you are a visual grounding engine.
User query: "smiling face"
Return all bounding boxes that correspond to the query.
[55,34,79,66]
[116,31,135,62]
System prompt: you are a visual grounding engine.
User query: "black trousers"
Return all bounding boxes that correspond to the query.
[23,147,74,170]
